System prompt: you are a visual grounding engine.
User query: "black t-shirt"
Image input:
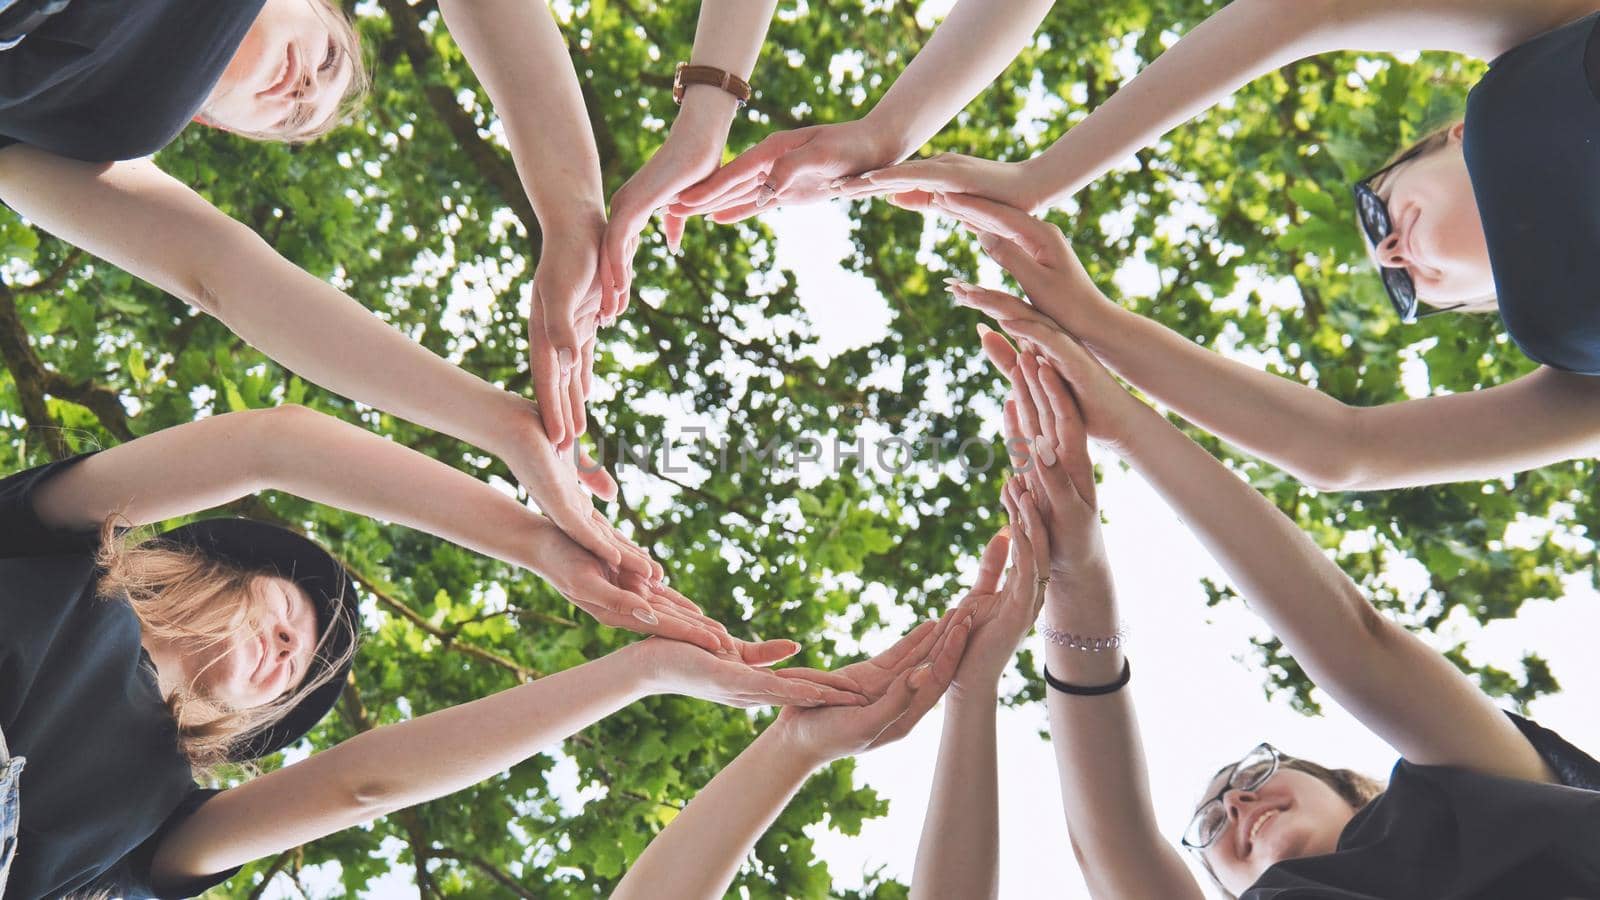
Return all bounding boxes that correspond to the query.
[0,0,266,161]
[0,455,240,899]
[1245,715,1600,899]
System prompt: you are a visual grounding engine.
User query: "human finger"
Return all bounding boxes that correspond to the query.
[737,638,802,667]
[1013,486,1051,597]
[1036,357,1096,507]
[978,322,1022,382]
[930,192,1065,265]
[646,605,732,653]
[774,666,865,695]
[675,131,803,207]
[528,302,569,451]
[873,614,975,746]
[1012,350,1044,449]
[663,211,687,254]
[969,227,1056,296]
[948,282,1058,331]
[761,668,871,705]
[574,448,618,501]
[706,199,767,225]
[870,618,940,672]
[1018,346,1059,469]
[971,529,1010,596]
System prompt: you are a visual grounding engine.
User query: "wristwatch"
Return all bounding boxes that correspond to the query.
[672,62,752,107]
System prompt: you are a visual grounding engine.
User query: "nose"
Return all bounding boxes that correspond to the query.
[1222,788,1257,824]
[1376,231,1410,270]
[274,623,299,661]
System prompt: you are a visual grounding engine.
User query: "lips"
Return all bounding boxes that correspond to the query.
[1240,807,1280,856]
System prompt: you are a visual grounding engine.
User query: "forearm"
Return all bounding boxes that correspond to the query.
[1074,304,1361,491]
[1025,0,1335,206]
[1041,570,1200,898]
[153,646,651,879]
[438,0,605,225]
[909,692,1000,900]
[0,151,532,462]
[864,0,1056,160]
[672,0,779,145]
[612,726,818,900]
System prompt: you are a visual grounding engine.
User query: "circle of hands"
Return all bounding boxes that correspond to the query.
[520,105,1136,739]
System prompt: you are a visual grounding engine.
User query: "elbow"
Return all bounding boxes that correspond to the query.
[180,218,268,318]
[243,404,321,482]
[1290,406,1372,493]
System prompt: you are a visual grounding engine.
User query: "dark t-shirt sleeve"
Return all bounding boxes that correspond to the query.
[106,788,244,900]
[0,452,101,557]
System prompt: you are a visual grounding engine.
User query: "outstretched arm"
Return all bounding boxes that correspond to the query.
[437,0,608,453]
[28,405,732,647]
[599,0,780,312]
[852,0,1590,208]
[0,146,657,580]
[932,193,1600,490]
[669,0,1054,221]
[978,340,1203,898]
[979,299,1556,787]
[148,637,865,890]
[614,610,977,900]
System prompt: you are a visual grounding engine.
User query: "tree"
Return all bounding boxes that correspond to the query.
[0,0,1586,895]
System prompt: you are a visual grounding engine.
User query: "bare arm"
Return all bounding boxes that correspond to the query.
[933,193,1600,490]
[28,406,733,645]
[613,610,978,900]
[989,312,1556,785]
[149,638,850,887]
[0,146,657,577]
[977,338,1203,898]
[856,0,1599,207]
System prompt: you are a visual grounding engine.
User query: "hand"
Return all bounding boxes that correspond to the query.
[667,120,903,224]
[989,332,1112,581]
[600,119,727,318]
[531,523,741,652]
[946,500,1048,698]
[769,606,977,764]
[834,153,1045,214]
[530,220,605,454]
[913,192,1117,338]
[501,399,664,585]
[629,637,870,709]
[970,296,1146,455]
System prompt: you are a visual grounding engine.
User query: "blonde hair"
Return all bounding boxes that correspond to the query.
[95,520,355,773]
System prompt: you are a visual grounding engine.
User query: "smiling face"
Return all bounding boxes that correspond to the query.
[1364,122,1496,310]
[1199,765,1360,892]
[182,575,322,711]
[201,0,358,139]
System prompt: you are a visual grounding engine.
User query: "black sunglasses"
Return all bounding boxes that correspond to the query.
[1351,150,1465,323]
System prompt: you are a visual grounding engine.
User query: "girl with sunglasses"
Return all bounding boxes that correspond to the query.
[911,240,1600,898]
[0,402,860,900]
[680,0,1600,491]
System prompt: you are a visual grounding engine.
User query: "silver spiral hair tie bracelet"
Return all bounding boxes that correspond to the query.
[1040,623,1126,652]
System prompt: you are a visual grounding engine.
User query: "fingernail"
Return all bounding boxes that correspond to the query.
[932,191,948,204]
[827,177,847,190]
[976,323,994,337]
[558,347,574,373]
[1039,445,1058,467]
[1036,355,1048,366]
[632,609,660,625]
[913,661,933,672]
[998,525,1011,538]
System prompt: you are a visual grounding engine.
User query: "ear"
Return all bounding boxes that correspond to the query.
[1448,120,1466,143]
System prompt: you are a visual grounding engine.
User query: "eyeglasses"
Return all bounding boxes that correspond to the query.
[1182,743,1281,850]
[1351,149,1466,323]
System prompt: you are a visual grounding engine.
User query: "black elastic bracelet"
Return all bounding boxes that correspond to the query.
[1043,659,1131,696]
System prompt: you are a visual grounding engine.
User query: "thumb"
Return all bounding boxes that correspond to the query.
[763,141,831,198]
[740,638,802,667]
[574,449,619,501]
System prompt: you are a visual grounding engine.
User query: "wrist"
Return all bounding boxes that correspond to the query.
[761,718,833,772]
[859,106,918,164]
[945,679,1000,710]
[533,201,606,237]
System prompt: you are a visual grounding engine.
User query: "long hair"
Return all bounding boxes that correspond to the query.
[94,520,355,773]
[1198,754,1387,898]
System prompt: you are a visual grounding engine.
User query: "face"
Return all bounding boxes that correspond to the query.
[1365,124,1495,309]
[203,0,354,138]
[1199,766,1357,892]
[185,576,321,711]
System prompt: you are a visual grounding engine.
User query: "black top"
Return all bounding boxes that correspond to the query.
[1462,12,1600,374]
[1245,715,1600,899]
[0,0,266,161]
[0,456,240,899]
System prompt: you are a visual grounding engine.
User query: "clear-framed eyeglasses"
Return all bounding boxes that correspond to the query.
[1181,742,1282,850]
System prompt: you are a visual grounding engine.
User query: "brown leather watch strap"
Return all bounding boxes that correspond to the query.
[673,62,752,106]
